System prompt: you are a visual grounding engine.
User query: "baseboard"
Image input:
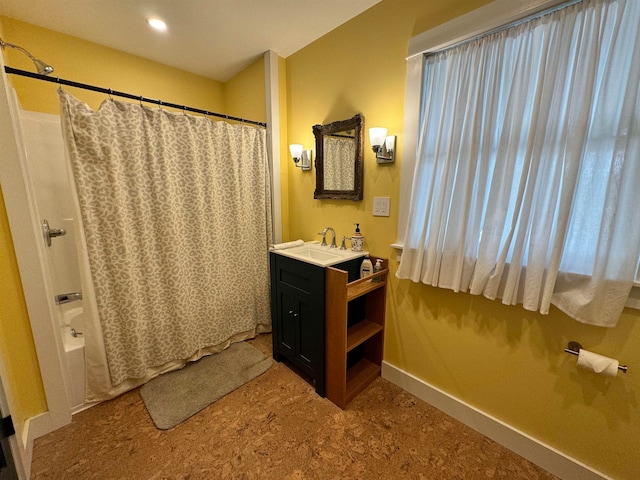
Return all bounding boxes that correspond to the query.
[381,361,611,480]
[20,412,52,479]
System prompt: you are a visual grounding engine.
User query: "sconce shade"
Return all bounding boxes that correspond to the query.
[289,144,303,160]
[385,135,395,151]
[369,127,388,148]
[300,150,312,171]
[289,144,311,170]
[370,128,396,164]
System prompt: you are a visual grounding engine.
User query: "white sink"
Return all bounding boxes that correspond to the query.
[274,241,366,267]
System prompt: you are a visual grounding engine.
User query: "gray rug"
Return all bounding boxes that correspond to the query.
[140,342,271,430]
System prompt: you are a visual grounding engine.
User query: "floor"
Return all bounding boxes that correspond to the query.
[31,334,559,480]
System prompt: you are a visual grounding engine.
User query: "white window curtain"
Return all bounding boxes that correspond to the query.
[397,0,640,327]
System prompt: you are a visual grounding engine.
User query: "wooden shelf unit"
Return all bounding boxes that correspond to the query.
[325,256,388,409]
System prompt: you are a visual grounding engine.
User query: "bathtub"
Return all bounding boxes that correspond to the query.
[60,305,86,412]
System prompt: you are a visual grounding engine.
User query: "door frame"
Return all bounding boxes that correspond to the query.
[0,52,72,460]
[0,356,25,479]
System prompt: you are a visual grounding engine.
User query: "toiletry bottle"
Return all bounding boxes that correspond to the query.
[360,254,373,278]
[372,258,383,282]
[351,223,364,252]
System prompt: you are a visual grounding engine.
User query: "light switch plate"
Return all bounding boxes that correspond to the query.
[373,196,390,217]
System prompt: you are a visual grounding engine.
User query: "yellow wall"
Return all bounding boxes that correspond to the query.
[0,17,225,115]
[285,1,639,479]
[0,187,48,427]
[2,3,639,478]
[223,56,266,123]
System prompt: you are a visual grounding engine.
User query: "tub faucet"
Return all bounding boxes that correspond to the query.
[55,292,83,305]
[318,227,337,248]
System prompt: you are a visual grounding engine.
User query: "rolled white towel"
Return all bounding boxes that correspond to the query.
[270,239,304,250]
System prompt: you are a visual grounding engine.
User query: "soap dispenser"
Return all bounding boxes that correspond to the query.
[360,254,373,278]
[351,223,364,252]
[372,258,383,282]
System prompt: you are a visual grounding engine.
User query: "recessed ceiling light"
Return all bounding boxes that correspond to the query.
[147,17,167,32]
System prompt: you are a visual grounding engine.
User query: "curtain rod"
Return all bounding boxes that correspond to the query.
[424,0,581,59]
[4,66,267,128]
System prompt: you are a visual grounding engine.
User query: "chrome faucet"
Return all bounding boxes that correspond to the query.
[55,292,83,305]
[318,227,337,248]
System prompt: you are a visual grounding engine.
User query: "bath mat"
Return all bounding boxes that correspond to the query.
[140,342,271,430]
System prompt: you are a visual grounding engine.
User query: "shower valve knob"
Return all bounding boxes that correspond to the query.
[42,219,66,247]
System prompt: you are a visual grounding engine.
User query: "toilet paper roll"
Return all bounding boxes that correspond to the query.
[270,239,304,250]
[576,349,619,377]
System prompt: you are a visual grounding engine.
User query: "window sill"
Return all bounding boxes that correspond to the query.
[390,243,404,262]
[626,286,640,310]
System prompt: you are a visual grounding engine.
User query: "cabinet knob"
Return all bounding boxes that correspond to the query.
[289,310,294,315]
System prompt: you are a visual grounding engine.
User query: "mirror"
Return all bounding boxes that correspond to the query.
[313,113,364,201]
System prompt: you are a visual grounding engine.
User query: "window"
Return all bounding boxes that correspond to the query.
[397,0,640,327]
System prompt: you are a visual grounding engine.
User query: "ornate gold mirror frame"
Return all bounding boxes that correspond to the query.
[313,113,364,201]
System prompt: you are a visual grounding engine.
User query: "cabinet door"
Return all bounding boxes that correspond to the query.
[278,283,318,373]
[276,287,297,357]
[269,252,326,396]
[295,288,325,395]
[295,291,320,369]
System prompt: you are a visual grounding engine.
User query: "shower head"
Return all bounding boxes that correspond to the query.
[31,57,55,76]
[0,37,54,75]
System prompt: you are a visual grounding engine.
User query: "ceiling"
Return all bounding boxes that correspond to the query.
[0,0,381,82]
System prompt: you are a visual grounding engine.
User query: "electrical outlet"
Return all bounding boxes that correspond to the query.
[373,196,390,217]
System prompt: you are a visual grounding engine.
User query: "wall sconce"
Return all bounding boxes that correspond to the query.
[289,144,312,171]
[369,127,396,164]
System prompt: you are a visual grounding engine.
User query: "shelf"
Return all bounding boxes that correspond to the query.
[346,269,388,302]
[325,255,387,409]
[347,320,383,352]
[345,359,381,404]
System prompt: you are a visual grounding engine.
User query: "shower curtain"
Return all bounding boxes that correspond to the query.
[58,89,272,401]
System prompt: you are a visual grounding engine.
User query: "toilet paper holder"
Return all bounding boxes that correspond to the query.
[564,341,628,373]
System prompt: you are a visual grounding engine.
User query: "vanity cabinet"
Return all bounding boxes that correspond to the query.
[269,252,360,396]
[325,257,388,409]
